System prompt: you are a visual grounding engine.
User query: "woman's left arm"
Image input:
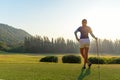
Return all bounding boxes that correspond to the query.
[89,27,97,40]
[90,32,97,40]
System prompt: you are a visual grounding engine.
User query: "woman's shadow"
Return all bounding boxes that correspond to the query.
[77,68,91,80]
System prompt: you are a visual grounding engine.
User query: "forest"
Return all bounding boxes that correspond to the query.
[23,35,120,55]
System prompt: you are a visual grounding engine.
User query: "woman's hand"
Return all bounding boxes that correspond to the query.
[95,37,98,40]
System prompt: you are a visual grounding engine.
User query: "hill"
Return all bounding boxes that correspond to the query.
[0,23,31,46]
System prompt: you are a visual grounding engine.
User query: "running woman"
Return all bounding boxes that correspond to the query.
[74,19,97,69]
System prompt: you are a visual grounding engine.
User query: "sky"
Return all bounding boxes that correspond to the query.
[0,0,120,40]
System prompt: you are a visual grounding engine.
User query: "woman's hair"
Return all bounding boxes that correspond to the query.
[82,19,87,22]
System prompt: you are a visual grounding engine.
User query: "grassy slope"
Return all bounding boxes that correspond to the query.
[0,54,119,80]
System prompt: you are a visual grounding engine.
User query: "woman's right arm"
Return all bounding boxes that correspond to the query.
[74,29,79,41]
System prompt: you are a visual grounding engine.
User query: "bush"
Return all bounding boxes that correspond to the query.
[40,56,58,63]
[88,57,106,64]
[62,55,81,63]
[108,57,120,64]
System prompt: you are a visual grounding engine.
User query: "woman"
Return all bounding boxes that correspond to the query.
[74,19,97,69]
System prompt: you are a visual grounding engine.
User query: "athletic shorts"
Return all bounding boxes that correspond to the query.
[79,38,90,48]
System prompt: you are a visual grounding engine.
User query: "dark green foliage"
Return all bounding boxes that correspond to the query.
[88,57,120,64]
[0,41,9,51]
[40,56,58,63]
[8,46,24,53]
[108,57,120,64]
[62,55,81,63]
[88,57,106,64]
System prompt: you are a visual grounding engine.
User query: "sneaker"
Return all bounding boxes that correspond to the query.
[88,63,92,68]
[82,66,86,69]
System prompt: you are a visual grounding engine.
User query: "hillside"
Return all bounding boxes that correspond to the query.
[0,23,31,46]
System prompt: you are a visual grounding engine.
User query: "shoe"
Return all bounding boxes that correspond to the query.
[88,63,92,68]
[82,66,86,69]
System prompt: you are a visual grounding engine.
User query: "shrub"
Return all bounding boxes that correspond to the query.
[88,57,106,64]
[62,55,81,63]
[108,57,120,64]
[40,56,58,63]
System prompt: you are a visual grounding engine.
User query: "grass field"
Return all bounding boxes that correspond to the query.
[0,53,119,80]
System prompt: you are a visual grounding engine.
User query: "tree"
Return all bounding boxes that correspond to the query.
[0,41,9,51]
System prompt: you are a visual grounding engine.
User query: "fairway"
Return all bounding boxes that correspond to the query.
[0,54,119,80]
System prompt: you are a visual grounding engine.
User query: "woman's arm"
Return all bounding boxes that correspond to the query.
[88,27,97,40]
[74,30,79,41]
[90,32,97,40]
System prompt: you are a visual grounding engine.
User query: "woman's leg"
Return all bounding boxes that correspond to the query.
[85,47,92,68]
[80,48,85,58]
[84,47,89,64]
[80,48,86,68]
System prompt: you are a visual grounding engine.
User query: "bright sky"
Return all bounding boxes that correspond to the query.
[0,0,120,40]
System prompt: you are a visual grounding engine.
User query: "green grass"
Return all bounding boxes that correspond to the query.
[0,54,119,80]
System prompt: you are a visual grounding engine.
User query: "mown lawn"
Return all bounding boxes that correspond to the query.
[0,54,119,80]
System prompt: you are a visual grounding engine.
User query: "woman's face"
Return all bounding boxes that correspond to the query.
[82,20,87,26]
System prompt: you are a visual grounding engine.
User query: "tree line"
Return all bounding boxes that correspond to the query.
[90,39,120,54]
[24,35,120,54]
[0,35,120,55]
[24,36,79,53]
